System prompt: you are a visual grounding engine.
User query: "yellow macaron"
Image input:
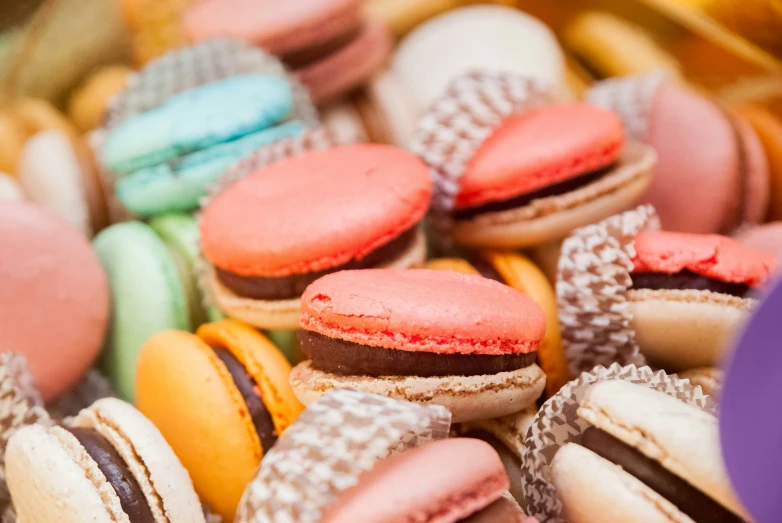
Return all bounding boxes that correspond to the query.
[136,319,303,521]
[68,65,133,132]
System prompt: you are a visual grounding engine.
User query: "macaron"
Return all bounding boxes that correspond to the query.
[563,11,684,81]
[368,6,569,146]
[0,202,109,403]
[12,98,80,139]
[291,268,547,422]
[122,0,196,65]
[733,103,782,221]
[589,76,770,234]
[438,103,655,248]
[18,131,109,238]
[0,173,24,200]
[629,230,776,370]
[93,221,190,401]
[101,74,306,217]
[6,398,205,523]
[200,144,432,330]
[365,0,517,37]
[183,0,393,103]
[734,221,782,260]
[550,380,749,523]
[67,65,133,132]
[135,319,303,521]
[322,438,527,523]
[678,367,724,397]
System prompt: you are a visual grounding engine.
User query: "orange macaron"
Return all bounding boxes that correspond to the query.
[135,319,303,521]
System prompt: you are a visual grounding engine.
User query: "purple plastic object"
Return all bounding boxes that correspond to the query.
[720,276,782,522]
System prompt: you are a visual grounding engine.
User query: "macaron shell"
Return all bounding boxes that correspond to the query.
[734,113,770,225]
[677,367,723,397]
[735,104,782,221]
[645,84,739,233]
[75,398,206,523]
[0,112,27,173]
[366,68,420,146]
[551,443,688,523]
[484,251,569,396]
[68,65,133,132]
[13,98,78,138]
[0,172,25,200]
[300,269,546,355]
[579,380,748,519]
[196,319,304,435]
[94,222,189,401]
[321,438,508,523]
[6,425,119,523]
[0,202,109,402]
[135,329,261,521]
[201,144,431,277]
[458,104,625,208]
[632,231,775,286]
[734,222,782,260]
[18,131,93,237]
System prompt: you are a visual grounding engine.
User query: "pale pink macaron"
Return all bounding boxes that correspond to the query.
[291,268,547,422]
[0,202,109,402]
[322,438,532,523]
[734,222,782,262]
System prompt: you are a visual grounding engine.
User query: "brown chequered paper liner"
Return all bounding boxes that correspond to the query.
[556,204,661,377]
[92,38,318,222]
[409,71,550,238]
[520,363,717,522]
[0,354,53,512]
[235,389,451,523]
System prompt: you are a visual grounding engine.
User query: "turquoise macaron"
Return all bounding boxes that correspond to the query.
[102,74,306,217]
[94,219,205,401]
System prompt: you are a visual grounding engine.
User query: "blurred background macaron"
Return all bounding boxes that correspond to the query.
[734,221,782,261]
[93,220,208,400]
[200,144,431,330]
[67,65,133,133]
[367,5,571,146]
[0,202,109,403]
[291,268,547,422]
[184,0,392,103]
[136,320,303,521]
[6,398,205,523]
[0,172,24,200]
[18,131,109,238]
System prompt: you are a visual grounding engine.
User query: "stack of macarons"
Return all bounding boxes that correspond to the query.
[183,0,393,103]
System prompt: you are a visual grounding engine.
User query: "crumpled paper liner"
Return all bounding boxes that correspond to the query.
[556,204,661,377]
[196,124,359,314]
[47,369,117,421]
[409,71,550,238]
[93,38,318,222]
[520,363,716,522]
[0,354,53,512]
[235,389,451,523]
[586,72,667,142]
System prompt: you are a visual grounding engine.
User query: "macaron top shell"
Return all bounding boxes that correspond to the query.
[201,144,431,277]
[322,438,509,523]
[0,202,109,402]
[184,0,362,54]
[300,268,545,355]
[457,104,624,208]
[632,231,775,286]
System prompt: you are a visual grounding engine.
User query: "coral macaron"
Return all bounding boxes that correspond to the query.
[201,144,431,330]
[291,268,547,422]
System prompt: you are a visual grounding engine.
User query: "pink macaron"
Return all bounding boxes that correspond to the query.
[291,268,547,422]
[322,438,531,523]
[0,202,109,402]
[589,77,770,234]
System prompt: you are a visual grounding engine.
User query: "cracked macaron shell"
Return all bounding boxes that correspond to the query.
[300,268,545,355]
[200,144,432,277]
[135,320,302,521]
[456,104,624,209]
[632,231,776,286]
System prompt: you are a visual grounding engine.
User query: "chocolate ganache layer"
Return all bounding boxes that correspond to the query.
[67,427,155,523]
[213,348,278,450]
[630,269,752,298]
[581,427,745,523]
[217,226,418,300]
[298,330,537,377]
[453,163,616,221]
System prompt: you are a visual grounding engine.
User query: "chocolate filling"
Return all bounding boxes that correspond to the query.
[213,348,278,450]
[298,330,537,377]
[281,26,362,69]
[630,269,751,298]
[453,163,616,221]
[581,427,745,523]
[216,226,418,300]
[66,427,155,523]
